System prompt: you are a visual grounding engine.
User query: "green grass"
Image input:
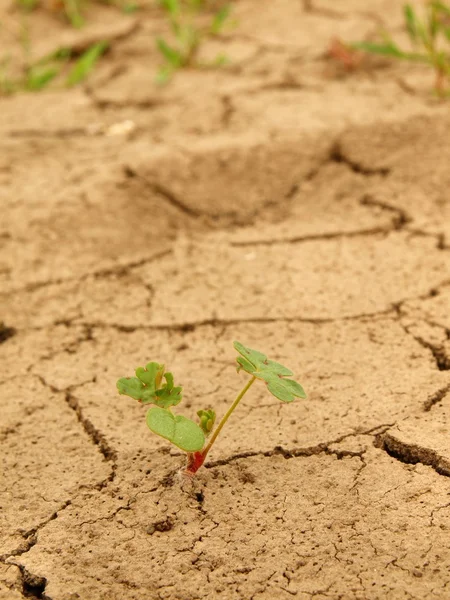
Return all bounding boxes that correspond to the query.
[15,0,138,28]
[352,1,450,95]
[0,42,109,95]
[156,0,232,83]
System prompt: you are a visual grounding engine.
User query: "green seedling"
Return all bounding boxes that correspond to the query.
[156,0,231,83]
[15,0,84,27]
[15,0,135,27]
[0,42,108,95]
[117,341,306,475]
[65,40,109,85]
[352,1,450,95]
[16,0,39,9]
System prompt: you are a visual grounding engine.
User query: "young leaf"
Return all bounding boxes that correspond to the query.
[197,409,216,435]
[265,360,293,377]
[154,383,183,408]
[156,68,173,84]
[118,363,183,407]
[160,0,180,17]
[66,41,109,87]
[135,362,165,390]
[123,2,139,14]
[233,341,267,369]
[236,355,257,375]
[156,38,183,67]
[266,376,306,403]
[404,5,418,43]
[234,341,306,402]
[433,0,450,17]
[65,0,85,28]
[136,363,157,388]
[16,0,38,10]
[351,40,406,58]
[117,376,157,403]
[210,6,231,35]
[26,66,59,91]
[146,407,205,452]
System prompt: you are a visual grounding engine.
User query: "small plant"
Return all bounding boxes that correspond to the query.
[0,42,108,95]
[15,0,85,27]
[117,341,306,475]
[352,1,450,95]
[15,0,136,27]
[156,0,231,83]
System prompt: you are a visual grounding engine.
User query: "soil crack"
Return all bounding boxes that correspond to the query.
[397,320,450,372]
[0,249,172,300]
[423,383,450,412]
[329,142,391,177]
[360,195,411,230]
[124,167,201,218]
[230,227,397,247]
[378,431,450,477]
[35,375,117,489]
[204,423,393,470]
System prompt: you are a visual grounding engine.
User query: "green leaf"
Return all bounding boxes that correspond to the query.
[267,377,307,403]
[66,41,108,87]
[267,377,306,402]
[234,341,306,403]
[233,341,267,369]
[154,384,183,408]
[136,362,161,389]
[123,2,139,13]
[160,0,179,17]
[16,0,38,10]
[197,409,216,435]
[146,407,205,452]
[117,363,182,406]
[433,0,450,17]
[65,1,85,29]
[236,355,256,375]
[155,65,174,84]
[26,66,59,91]
[212,53,229,67]
[265,360,293,377]
[117,376,146,401]
[156,38,183,68]
[211,5,231,35]
[351,40,406,58]
[116,376,157,403]
[404,5,418,43]
[164,372,174,390]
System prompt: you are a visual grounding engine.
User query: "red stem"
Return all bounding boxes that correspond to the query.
[185,451,206,475]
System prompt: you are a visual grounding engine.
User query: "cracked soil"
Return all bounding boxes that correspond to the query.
[1,0,450,598]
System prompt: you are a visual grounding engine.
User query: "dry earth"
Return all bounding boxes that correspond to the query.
[1,0,450,599]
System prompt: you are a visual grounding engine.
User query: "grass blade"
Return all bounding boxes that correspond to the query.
[156,38,183,67]
[404,5,418,43]
[66,41,108,87]
[351,40,406,58]
[210,5,231,35]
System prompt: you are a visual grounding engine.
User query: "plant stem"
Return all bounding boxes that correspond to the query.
[202,375,257,460]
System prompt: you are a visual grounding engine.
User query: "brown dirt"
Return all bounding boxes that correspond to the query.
[2,1,450,599]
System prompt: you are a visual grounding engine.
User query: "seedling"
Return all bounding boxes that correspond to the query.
[352,1,450,95]
[156,0,231,83]
[15,0,136,27]
[15,0,85,27]
[117,341,306,475]
[0,42,108,95]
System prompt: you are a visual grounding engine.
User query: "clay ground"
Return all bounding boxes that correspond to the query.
[2,0,450,598]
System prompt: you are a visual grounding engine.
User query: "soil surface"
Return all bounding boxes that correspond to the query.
[2,1,450,599]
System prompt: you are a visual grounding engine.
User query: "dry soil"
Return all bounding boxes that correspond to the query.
[1,1,450,599]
